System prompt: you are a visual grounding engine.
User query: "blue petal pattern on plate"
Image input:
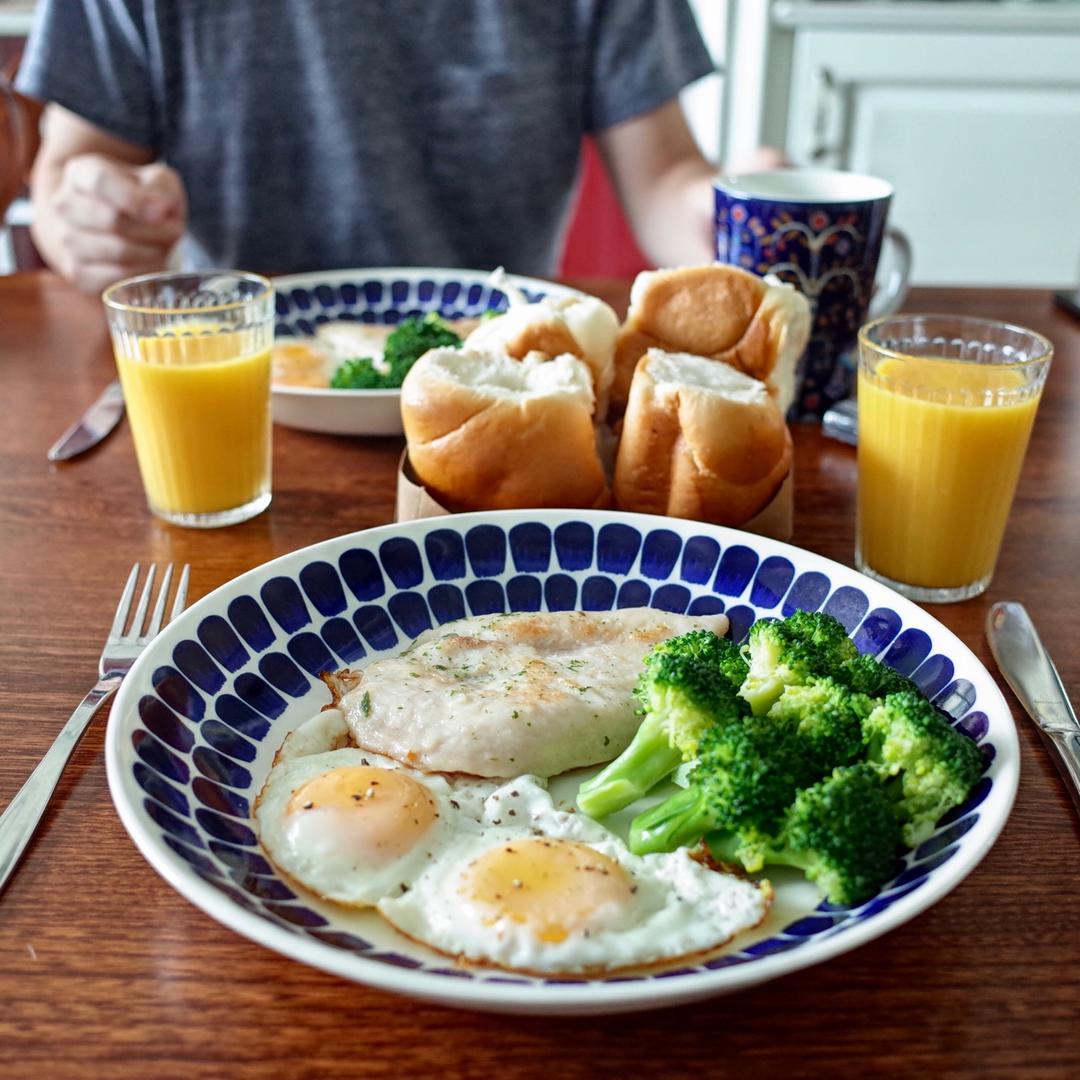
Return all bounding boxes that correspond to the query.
[270,269,589,438]
[107,511,1016,1013]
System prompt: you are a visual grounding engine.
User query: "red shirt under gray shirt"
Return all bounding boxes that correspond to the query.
[17,0,714,278]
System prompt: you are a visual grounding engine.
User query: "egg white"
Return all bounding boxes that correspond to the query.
[377,776,771,975]
[254,708,493,908]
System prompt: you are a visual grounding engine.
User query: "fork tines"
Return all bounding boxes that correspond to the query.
[112,563,190,642]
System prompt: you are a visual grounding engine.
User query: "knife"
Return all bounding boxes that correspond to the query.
[822,398,858,446]
[986,601,1080,818]
[46,380,125,461]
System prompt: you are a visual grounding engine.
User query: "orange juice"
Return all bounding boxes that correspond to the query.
[115,327,272,517]
[856,356,1041,593]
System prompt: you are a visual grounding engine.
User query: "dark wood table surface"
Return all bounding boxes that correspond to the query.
[1,272,1078,1078]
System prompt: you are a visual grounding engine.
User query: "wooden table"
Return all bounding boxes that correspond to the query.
[1,272,1078,1078]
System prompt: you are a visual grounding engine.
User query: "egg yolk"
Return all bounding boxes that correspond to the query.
[285,765,437,865]
[460,838,635,943]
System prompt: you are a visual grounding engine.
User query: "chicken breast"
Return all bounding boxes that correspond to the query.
[327,608,729,778]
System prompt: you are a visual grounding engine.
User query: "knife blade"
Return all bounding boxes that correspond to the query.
[822,398,859,446]
[46,380,125,462]
[986,601,1080,818]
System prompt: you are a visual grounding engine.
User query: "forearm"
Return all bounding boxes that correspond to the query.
[28,153,68,272]
[624,155,716,268]
[595,99,717,268]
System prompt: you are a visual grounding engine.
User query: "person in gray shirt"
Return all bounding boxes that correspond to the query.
[18,1,756,293]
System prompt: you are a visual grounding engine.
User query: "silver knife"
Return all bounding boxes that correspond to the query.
[46,380,125,462]
[986,601,1080,818]
[822,398,859,446]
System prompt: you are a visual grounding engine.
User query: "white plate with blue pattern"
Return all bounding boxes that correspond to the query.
[271,268,588,436]
[105,510,1017,1015]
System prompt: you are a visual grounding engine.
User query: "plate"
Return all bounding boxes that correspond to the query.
[105,510,1017,1015]
[271,268,588,436]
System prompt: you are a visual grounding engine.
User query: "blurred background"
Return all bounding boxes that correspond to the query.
[3,0,1079,286]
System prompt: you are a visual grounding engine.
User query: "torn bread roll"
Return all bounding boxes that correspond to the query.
[464,295,619,420]
[614,348,792,526]
[612,264,810,416]
[401,347,610,512]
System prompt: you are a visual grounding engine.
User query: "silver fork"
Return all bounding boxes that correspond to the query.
[0,563,190,893]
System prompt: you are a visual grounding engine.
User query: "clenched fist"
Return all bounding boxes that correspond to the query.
[36,154,187,294]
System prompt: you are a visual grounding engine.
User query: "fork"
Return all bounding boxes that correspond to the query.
[0,562,190,894]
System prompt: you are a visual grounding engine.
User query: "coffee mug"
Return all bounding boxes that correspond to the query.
[714,169,911,419]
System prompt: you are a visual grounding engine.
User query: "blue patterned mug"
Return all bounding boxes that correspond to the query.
[714,169,911,419]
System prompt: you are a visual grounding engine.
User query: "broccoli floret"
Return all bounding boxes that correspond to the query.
[635,631,748,761]
[738,611,861,716]
[629,672,875,858]
[628,714,811,855]
[383,313,462,381]
[329,356,393,389]
[765,675,871,773]
[576,631,745,819]
[841,652,916,698]
[862,691,984,846]
[714,635,750,690]
[329,314,463,390]
[709,764,902,905]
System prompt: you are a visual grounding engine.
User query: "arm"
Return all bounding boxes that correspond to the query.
[29,105,187,293]
[596,99,787,268]
[594,99,715,268]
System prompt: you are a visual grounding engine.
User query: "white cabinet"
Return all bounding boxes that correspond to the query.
[725,1,1080,287]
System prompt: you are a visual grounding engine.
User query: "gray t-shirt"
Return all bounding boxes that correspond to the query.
[18,0,714,276]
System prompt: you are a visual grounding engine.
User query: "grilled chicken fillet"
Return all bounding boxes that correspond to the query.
[326,608,729,778]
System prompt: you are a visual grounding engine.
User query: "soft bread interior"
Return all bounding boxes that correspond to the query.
[756,277,811,415]
[410,347,595,403]
[464,296,618,418]
[646,348,772,405]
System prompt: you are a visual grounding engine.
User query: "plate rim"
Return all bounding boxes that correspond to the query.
[270,266,589,402]
[104,509,1019,1014]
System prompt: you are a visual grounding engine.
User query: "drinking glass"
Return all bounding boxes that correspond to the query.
[856,314,1053,602]
[103,271,275,528]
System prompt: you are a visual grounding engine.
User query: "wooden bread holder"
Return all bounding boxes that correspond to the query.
[395,451,793,541]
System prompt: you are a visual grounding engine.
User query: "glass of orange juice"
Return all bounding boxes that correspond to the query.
[103,271,274,528]
[856,314,1053,603]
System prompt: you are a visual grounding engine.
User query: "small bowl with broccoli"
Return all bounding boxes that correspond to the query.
[270,267,590,436]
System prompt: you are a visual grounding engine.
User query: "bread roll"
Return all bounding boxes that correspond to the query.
[614,348,792,526]
[402,347,610,512]
[464,295,619,420]
[612,265,810,416]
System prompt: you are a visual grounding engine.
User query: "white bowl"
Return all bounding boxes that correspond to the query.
[105,510,1017,1015]
[271,268,589,436]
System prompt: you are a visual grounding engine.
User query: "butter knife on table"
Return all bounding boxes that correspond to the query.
[986,601,1080,819]
[46,380,125,462]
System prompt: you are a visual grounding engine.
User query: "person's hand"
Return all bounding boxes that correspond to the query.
[43,154,187,293]
[727,146,791,173]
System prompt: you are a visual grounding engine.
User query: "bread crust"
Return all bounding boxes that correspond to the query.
[611,265,810,416]
[613,350,792,526]
[402,351,610,512]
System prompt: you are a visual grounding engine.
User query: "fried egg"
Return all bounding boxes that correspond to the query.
[377,777,770,975]
[254,708,490,907]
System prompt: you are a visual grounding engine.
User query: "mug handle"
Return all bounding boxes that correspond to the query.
[867,227,912,320]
